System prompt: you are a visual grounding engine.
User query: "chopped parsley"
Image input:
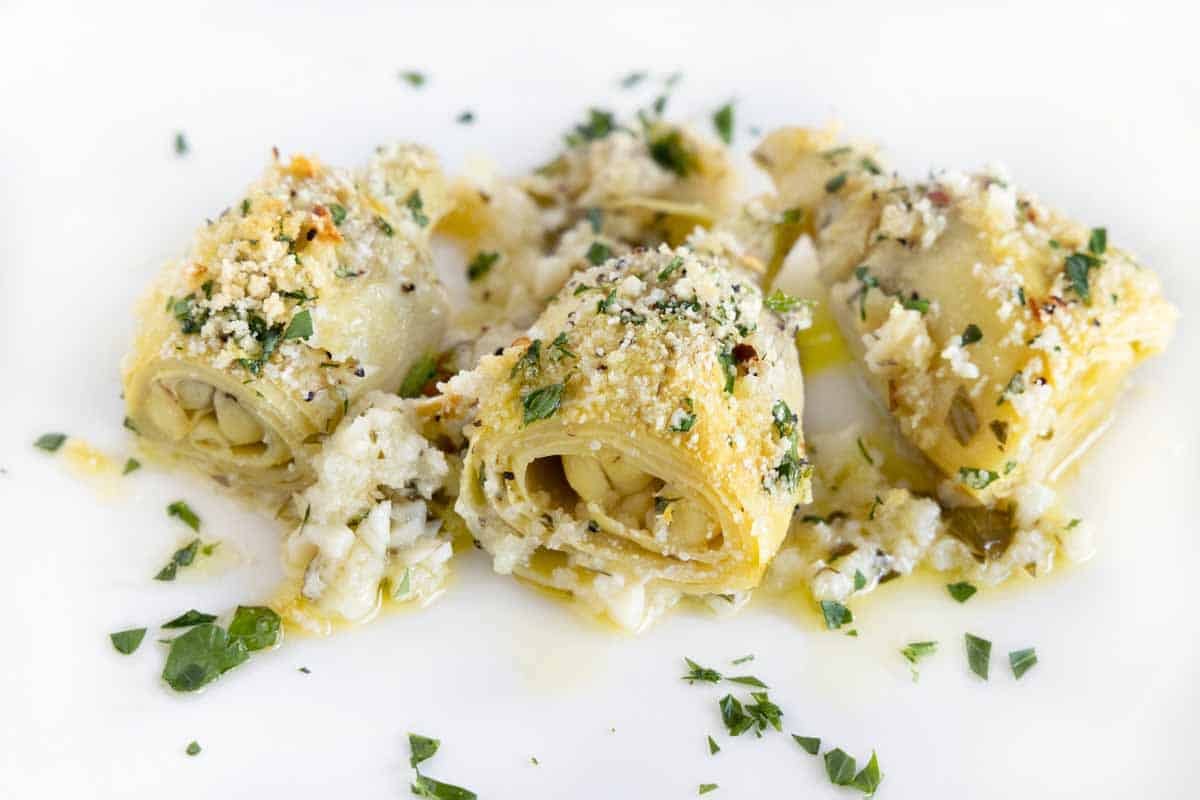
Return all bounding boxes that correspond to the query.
[819,600,853,630]
[792,735,821,755]
[779,207,803,225]
[109,628,147,655]
[698,784,718,795]
[399,70,426,87]
[649,130,694,176]
[122,458,141,475]
[408,734,476,800]
[683,657,722,684]
[958,467,999,490]
[282,309,313,340]
[657,255,684,281]
[568,108,615,144]
[965,633,992,680]
[1088,227,1107,255]
[456,110,475,124]
[329,203,347,225]
[411,775,476,800]
[764,289,810,313]
[586,241,612,266]
[718,691,783,737]
[731,654,754,665]
[521,383,565,425]
[860,156,882,175]
[409,734,440,768]
[585,207,604,233]
[670,408,697,433]
[186,741,201,756]
[712,102,734,145]
[727,675,768,689]
[167,500,201,531]
[824,171,848,193]
[707,735,720,754]
[228,606,282,651]
[946,581,977,603]
[997,371,1026,406]
[154,538,201,581]
[550,332,576,362]
[1065,252,1100,304]
[1009,647,1038,679]
[853,266,879,320]
[34,433,66,452]
[466,251,500,282]
[717,344,736,394]
[772,400,797,438]
[851,751,883,794]
[619,71,647,88]
[161,623,249,692]
[901,296,930,314]
[900,641,937,681]
[961,323,983,345]
[162,609,218,629]
[853,570,867,591]
[399,353,438,398]
[824,748,856,785]
[510,340,542,380]
[406,191,429,227]
[174,132,189,156]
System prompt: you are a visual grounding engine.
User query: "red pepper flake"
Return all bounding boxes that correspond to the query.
[927,189,951,207]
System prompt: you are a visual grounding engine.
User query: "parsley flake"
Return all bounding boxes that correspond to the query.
[399,353,438,398]
[167,501,201,531]
[707,735,720,755]
[901,641,937,681]
[698,784,718,795]
[110,628,147,655]
[819,600,853,630]
[34,433,66,452]
[521,383,565,425]
[123,457,141,475]
[586,241,612,266]
[405,191,429,227]
[764,289,810,313]
[399,70,426,87]
[174,132,189,156]
[466,251,500,282]
[958,467,999,490]
[824,171,848,193]
[1009,647,1038,679]
[163,609,218,629]
[824,748,857,786]
[186,741,201,756]
[965,633,992,680]
[683,657,722,683]
[792,734,821,755]
[1088,227,1107,256]
[961,323,983,345]
[162,623,249,692]
[712,103,734,145]
[282,309,313,340]
[657,255,684,281]
[946,581,977,603]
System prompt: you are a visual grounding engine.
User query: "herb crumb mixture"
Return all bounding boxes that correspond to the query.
[153,145,443,375]
[754,128,1177,502]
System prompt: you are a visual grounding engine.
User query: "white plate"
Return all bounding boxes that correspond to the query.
[2,2,1198,797]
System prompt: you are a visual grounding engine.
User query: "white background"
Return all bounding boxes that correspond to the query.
[1,1,1198,797]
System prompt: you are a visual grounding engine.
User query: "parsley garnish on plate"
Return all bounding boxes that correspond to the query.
[946,581,977,603]
[456,110,475,124]
[712,102,734,145]
[162,609,217,629]
[228,606,282,651]
[185,741,201,756]
[399,70,426,88]
[408,733,476,800]
[162,623,249,692]
[683,657,722,684]
[900,641,937,681]
[707,735,720,755]
[167,501,201,531]
[792,734,820,755]
[965,633,992,680]
[154,539,201,581]
[109,628,147,655]
[34,433,66,452]
[698,784,718,795]
[122,458,141,475]
[174,132,189,157]
[1009,647,1038,679]
[824,748,856,785]
[819,600,853,630]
